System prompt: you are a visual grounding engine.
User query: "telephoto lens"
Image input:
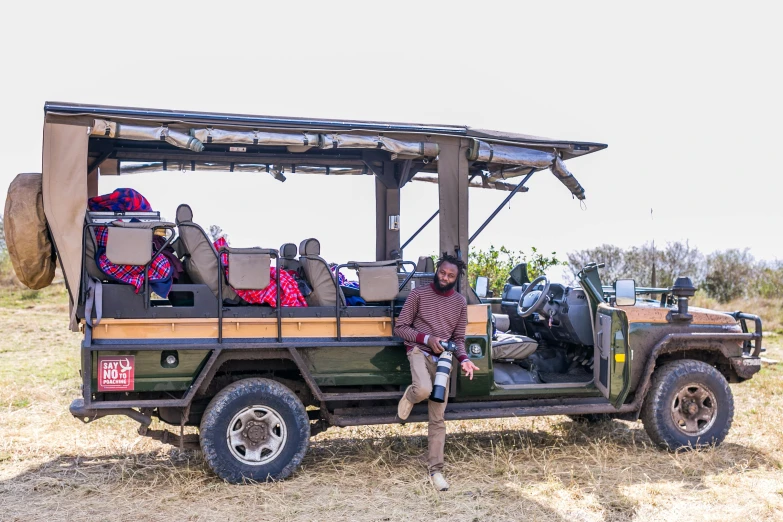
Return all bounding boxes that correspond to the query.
[430,341,456,403]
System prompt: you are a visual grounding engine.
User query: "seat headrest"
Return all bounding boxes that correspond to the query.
[299,238,320,256]
[280,243,298,259]
[416,255,435,273]
[176,204,193,224]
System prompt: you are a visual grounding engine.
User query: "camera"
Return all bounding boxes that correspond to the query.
[430,340,457,403]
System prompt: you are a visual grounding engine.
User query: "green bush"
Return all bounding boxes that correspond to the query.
[750,260,783,299]
[468,245,565,296]
[702,249,755,303]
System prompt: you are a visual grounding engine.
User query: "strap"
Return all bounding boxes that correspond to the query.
[84,277,103,326]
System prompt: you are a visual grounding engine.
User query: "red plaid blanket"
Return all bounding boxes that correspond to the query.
[214,238,307,307]
[95,226,172,294]
[88,189,172,296]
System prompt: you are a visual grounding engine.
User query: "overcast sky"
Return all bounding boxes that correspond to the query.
[1,2,780,283]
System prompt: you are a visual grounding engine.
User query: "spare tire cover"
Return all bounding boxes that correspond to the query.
[4,173,56,289]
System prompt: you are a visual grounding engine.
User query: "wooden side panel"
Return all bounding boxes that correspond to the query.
[88,304,491,340]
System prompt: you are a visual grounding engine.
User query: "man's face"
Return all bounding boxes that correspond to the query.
[433,261,459,292]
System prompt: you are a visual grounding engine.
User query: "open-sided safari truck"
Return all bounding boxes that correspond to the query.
[4,102,763,483]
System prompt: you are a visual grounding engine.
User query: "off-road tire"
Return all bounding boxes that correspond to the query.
[641,359,733,450]
[200,378,310,483]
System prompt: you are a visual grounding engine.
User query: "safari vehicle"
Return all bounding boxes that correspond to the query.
[4,102,763,484]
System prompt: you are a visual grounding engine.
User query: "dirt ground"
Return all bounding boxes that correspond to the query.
[1,286,782,522]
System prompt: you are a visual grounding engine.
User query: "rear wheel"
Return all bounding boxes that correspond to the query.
[200,378,310,483]
[641,359,733,450]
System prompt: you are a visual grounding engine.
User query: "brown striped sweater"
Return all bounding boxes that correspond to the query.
[394,283,469,363]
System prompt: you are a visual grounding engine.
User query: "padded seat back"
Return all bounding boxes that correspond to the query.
[84,218,106,280]
[299,238,344,307]
[175,204,238,301]
[416,256,435,273]
[279,242,300,272]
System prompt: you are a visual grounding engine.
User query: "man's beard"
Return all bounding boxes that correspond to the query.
[433,274,457,292]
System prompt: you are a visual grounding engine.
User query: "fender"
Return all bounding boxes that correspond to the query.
[622,331,759,419]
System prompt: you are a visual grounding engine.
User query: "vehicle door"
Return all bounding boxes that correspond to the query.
[594,303,631,408]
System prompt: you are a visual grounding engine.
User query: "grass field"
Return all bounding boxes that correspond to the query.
[0,285,782,521]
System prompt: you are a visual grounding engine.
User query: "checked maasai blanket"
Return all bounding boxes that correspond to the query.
[214,237,307,307]
[88,188,173,297]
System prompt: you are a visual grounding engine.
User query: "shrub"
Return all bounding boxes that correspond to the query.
[468,245,565,296]
[567,241,704,288]
[702,249,755,303]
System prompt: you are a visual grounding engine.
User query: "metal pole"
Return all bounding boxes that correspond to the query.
[400,209,439,251]
[468,170,535,245]
[401,174,480,252]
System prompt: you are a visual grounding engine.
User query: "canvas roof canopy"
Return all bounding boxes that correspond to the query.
[40,102,606,324]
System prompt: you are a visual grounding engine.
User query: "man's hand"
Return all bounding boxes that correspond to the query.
[461,360,479,380]
[427,336,444,354]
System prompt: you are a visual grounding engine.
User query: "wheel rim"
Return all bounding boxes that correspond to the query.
[670,382,718,437]
[226,405,287,465]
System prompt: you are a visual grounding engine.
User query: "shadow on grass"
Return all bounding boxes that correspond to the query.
[0,422,777,521]
[305,420,779,521]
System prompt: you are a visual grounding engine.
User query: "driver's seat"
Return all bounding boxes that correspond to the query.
[492,333,538,361]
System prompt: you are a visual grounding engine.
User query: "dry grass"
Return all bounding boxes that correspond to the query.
[692,290,783,333]
[1,290,782,522]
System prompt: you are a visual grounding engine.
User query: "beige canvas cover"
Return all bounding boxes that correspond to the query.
[354,261,399,302]
[225,248,272,290]
[43,123,88,329]
[105,227,153,266]
[4,173,56,289]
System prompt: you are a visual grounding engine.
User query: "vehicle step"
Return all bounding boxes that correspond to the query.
[321,391,404,401]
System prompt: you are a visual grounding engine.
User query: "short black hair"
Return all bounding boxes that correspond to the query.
[437,253,466,275]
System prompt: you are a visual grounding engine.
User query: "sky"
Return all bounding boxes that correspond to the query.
[1,1,781,285]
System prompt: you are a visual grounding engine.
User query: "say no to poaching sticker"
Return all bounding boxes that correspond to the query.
[97,355,135,392]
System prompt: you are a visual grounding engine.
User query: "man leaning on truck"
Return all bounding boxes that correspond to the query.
[394,254,480,492]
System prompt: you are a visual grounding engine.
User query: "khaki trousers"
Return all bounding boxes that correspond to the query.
[405,347,448,474]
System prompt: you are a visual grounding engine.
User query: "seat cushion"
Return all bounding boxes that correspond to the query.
[492,333,538,361]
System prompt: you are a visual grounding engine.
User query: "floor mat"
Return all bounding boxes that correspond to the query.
[538,371,593,384]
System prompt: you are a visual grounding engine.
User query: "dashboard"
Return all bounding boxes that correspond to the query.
[500,282,594,346]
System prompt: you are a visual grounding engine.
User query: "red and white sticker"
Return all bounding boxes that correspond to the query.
[97,356,135,392]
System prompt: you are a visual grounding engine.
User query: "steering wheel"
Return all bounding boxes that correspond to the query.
[516,275,551,318]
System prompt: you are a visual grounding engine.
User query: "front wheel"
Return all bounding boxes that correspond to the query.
[641,359,733,450]
[200,378,310,483]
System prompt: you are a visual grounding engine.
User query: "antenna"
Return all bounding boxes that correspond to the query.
[650,208,657,288]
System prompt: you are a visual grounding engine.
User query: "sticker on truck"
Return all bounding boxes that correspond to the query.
[97,356,135,392]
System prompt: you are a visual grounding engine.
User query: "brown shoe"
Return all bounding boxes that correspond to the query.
[397,386,414,421]
[430,472,449,491]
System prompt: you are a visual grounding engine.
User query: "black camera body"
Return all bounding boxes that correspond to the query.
[438,340,457,353]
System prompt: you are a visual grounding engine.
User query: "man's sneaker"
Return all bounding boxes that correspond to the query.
[397,386,414,421]
[430,472,449,491]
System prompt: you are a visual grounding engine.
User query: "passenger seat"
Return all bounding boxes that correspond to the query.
[298,238,345,307]
[279,243,300,272]
[175,204,240,303]
[416,255,435,273]
[492,333,538,362]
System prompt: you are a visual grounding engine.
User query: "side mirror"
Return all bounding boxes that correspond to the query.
[615,279,636,306]
[475,276,489,298]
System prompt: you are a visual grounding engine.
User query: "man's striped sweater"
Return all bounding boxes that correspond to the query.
[394,283,469,363]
